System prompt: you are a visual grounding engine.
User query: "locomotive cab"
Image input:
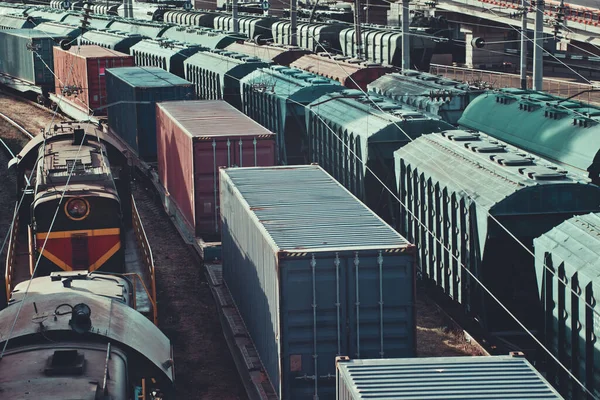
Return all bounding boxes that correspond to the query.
[30,128,125,276]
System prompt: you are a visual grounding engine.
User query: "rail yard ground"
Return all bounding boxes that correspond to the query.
[0,96,481,399]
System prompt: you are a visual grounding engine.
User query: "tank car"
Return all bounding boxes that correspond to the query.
[0,271,174,399]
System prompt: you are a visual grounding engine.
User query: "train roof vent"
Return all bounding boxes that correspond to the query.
[518,166,568,180]
[442,130,480,141]
[243,56,261,62]
[493,154,534,166]
[402,70,420,77]
[45,350,85,376]
[308,77,331,84]
[465,141,506,153]
[417,74,438,81]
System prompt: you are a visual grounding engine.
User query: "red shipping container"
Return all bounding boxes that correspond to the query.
[156,100,276,238]
[53,45,134,115]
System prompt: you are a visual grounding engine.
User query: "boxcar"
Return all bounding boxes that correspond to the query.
[368,70,485,125]
[79,29,144,53]
[240,66,344,164]
[534,212,600,399]
[307,90,453,225]
[395,129,600,353]
[130,39,203,77]
[184,50,269,110]
[225,41,311,66]
[459,88,600,185]
[160,26,239,49]
[220,165,415,400]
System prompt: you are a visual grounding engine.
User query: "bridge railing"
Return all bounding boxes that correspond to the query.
[430,64,600,105]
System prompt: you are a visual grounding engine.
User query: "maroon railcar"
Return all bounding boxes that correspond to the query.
[156,100,276,239]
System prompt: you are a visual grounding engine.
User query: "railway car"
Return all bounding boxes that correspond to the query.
[0,271,173,399]
[225,41,310,65]
[160,25,240,48]
[184,50,269,109]
[0,14,37,29]
[271,20,344,52]
[307,90,453,225]
[60,13,115,30]
[459,88,600,185]
[79,28,144,53]
[534,212,600,400]
[106,18,172,38]
[240,66,344,164]
[394,129,600,354]
[290,53,394,90]
[213,13,275,40]
[163,9,217,26]
[130,39,203,76]
[34,21,82,37]
[368,70,486,125]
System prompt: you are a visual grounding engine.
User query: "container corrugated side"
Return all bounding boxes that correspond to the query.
[106,67,194,160]
[220,165,415,400]
[0,30,65,87]
[336,355,564,399]
[156,100,276,239]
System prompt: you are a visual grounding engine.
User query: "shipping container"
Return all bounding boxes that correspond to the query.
[53,45,134,115]
[220,165,416,400]
[240,66,344,164]
[160,26,238,49]
[291,53,394,90]
[79,29,144,53]
[459,88,600,185]
[368,70,485,125]
[156,100,276,238]
[336,354,564,399]
[225,41,311,66]
[130,39,202,77]
[0,29,67,90]
[184,50,269,110]
[394,130,600,353]
[106,67,194,160]
[534,212,600,399]
[307,90,452,225]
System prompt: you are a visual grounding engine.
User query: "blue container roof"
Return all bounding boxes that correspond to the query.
[337,355,564,399]
[221,165,410,252]
[106,67,192,88]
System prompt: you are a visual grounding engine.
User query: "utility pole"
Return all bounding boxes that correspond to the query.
[533,0,544,91]
[354,0,363,59]
[232,0,239,34]
[520,0,528,89]
[291,0,298,46]
[401,0,410,70]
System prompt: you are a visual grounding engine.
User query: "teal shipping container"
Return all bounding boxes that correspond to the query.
[0,29,66,88]
[220,165,416,400]
[106,67,194,160]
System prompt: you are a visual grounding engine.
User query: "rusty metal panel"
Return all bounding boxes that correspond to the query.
[220,165,415,399]
[53,45,133,115]
[156,100,276,239]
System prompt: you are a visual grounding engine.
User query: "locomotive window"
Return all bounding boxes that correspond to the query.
[65,197,90,220]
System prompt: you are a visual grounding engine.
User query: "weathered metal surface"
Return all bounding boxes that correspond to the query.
[220,165,415,400]
[34,21,81,37]
[156,100,276,238]
[225,41,311,65]
[534,212,600,399]
[336,355,564,399]
[290,54,394,90]
[368,70,486,125]
[79,29,143,53]
[105,18,171,39]
[106,67,194,160]
[160,26,239,49]
[240,66,344,164]
[307,90,453,225]
[53,45,134,115]
[0,14,36,29]
[130,39,202,76]
[0,29,66,88]
[184,50,270,110]
[0,289,174,382]
[60,13,114,30]
[163,10,217,27]
[214,14,275,40]
[459,88,600,184]
[395,130,600,348]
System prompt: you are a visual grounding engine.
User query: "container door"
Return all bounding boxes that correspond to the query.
[346,251,414,361]
[194,138,231,237]
[280,254,349,400]
[233,136,275,169]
